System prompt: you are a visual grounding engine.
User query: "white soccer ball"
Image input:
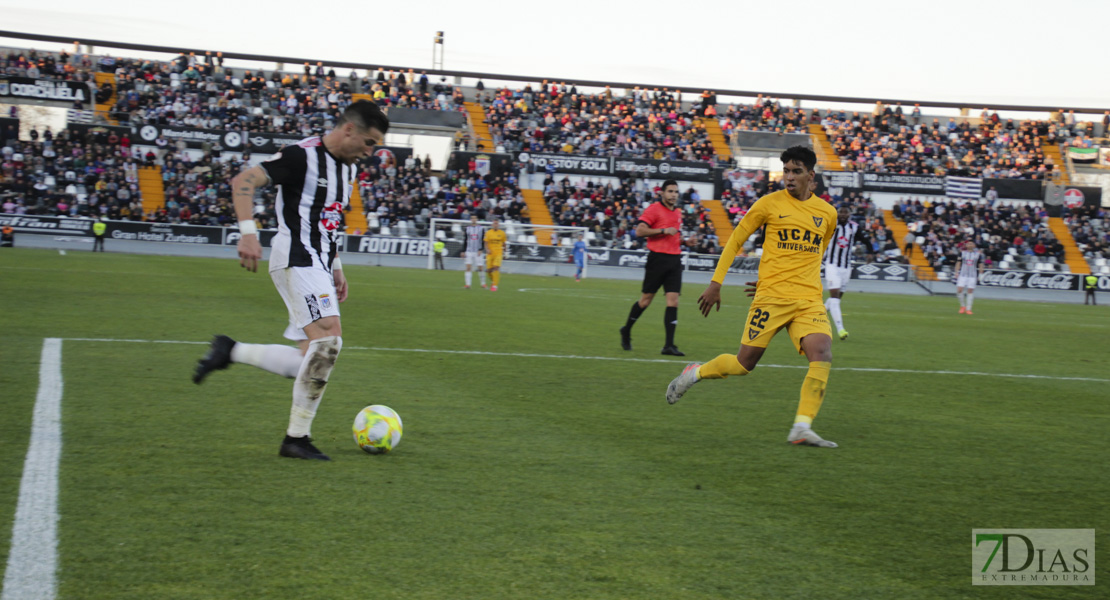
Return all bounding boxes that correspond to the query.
[353,405,403,454]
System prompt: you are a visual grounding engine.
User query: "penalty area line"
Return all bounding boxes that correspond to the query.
[61,337,1110,383]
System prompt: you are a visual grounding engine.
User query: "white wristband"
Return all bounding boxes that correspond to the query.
[332,257,342,271]
[238,220,258,236]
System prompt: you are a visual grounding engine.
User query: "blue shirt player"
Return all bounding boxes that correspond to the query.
[573,233,588,281]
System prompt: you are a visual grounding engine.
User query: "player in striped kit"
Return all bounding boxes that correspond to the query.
[463,214,487,289]
[823,205,859,340]
[193,100,389,461]
[956,241,983,314]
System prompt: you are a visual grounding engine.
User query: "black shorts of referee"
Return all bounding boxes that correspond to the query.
[642,251,682,294]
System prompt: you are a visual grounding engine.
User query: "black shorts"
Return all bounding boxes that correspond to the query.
[642,251,683,294]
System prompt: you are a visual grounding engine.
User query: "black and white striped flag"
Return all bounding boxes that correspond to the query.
[946,176,983,199]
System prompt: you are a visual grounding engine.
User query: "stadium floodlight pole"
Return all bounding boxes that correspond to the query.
[432,31,444,71]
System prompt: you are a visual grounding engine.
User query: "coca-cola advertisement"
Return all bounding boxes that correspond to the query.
[977,269,1090,291]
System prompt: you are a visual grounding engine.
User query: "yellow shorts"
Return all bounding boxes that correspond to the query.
[742,296,831,355]
[486,252,503,269]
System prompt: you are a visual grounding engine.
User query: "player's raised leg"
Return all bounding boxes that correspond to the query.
[667,344,761,404]
[193,335,305,383]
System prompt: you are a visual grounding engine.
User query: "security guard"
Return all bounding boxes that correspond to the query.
[92,218,107,252]
[0,226,13,248]
[433,239,446,270]
[1085,274,1098,306]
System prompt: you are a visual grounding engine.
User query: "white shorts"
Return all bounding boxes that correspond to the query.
[271,267,340,341]
[464,251,484,267]
[824,265,852,291]
[956,275,977,290]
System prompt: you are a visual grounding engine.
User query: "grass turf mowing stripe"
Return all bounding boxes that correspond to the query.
[62,338,1110,383]
[2,338,62,600]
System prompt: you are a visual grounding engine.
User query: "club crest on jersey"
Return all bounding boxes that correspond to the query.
[319,294,332,310]
[813,216,824,228]
[321,202,343,231]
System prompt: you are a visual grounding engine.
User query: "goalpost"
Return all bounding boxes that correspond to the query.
[428,218,590,279]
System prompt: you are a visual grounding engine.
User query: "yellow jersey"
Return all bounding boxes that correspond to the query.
[484,228,507,254]
[712,189,837,301]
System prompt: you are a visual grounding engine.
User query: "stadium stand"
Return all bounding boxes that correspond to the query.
[3,42,1107,260]
[1,119,143,219]
[482,84,717,162]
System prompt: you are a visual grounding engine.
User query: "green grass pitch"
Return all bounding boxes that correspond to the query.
[0,247,1107,599]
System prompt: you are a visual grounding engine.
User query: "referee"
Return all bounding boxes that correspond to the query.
[620,179,685,356]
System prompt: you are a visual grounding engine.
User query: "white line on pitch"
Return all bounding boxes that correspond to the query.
[62,338,1110,383]
[2,338,62,600]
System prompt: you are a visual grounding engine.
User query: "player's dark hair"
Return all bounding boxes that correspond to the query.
[339,100,390,134]
[780,145,817,171]
[661,179,679,190]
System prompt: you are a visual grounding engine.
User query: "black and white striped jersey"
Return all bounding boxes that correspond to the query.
[824,220,860,269]
[958,250,982,279]
[261,136,354,272]
[465,224,485,253]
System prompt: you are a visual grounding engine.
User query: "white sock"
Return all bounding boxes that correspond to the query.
[465,271,472,286]
[288,336,342,438]
[792,422,811,431]
[958,290,966,308]
[828,297,845,331]
[966,292,974,311]
[230,343,303,378]
[479,271,486,286]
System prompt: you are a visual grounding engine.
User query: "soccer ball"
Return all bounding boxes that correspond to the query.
[353,405,403,454]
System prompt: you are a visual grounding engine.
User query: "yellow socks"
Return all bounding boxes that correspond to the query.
[794,361,831,425]
[697,354,750,379]
[491,270,501,286]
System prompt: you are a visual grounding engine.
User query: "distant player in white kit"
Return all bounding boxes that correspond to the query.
[463,214,486,289]
[823,205,858,340]
[956,241,983,314]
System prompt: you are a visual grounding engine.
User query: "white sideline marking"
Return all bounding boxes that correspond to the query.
[63,338,1110,383]
[2,338,62,600]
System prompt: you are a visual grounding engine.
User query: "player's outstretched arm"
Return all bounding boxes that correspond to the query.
[697,281,723,317]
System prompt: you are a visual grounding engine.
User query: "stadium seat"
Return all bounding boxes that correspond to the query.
[435,229,446,240]
[379,226,391,236]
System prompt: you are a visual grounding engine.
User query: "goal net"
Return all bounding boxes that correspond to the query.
[428,218,590,279]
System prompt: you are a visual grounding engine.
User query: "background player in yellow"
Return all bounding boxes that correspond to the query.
[665,146,842,448]
[484,218,508,291]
